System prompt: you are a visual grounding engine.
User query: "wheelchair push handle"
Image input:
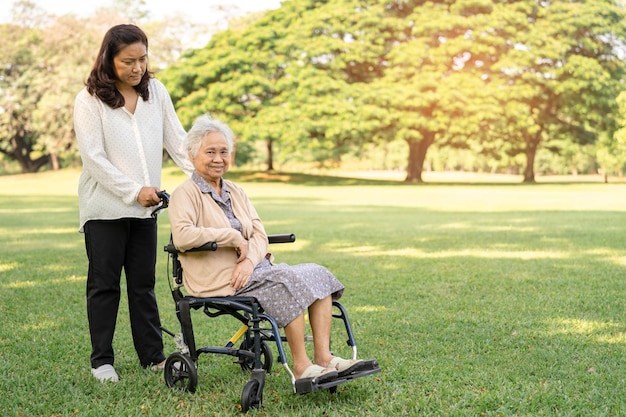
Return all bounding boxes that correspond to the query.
[156,190,170,204]
[151,190,171,218]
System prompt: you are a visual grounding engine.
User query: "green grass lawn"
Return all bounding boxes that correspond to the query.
[1,167,626,416]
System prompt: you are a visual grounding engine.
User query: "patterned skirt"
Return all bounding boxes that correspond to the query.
[235,259,345,328]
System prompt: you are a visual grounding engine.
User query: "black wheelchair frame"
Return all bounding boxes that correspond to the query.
[155,192,379,412]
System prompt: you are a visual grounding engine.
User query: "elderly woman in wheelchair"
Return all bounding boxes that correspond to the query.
[165,114,378,409]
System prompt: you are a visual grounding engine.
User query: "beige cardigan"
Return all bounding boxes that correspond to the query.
[169,178,270,297]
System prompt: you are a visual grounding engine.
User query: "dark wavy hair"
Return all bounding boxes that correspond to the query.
[85,24,154,109]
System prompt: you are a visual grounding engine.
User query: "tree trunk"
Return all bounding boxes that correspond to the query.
[405,131,435,183]
[266,139,274,172]
[2,134,50,173]
[50,153,60,170]
[16,153,49,173]
[523,132,540,183]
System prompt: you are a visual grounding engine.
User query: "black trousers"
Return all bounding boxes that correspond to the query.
[84,218,165,369]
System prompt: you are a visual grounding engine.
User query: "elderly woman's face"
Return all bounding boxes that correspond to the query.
[191,132,231,184]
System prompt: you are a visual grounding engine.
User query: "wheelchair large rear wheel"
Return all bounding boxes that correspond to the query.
[241,379,262,412]
[164,352,198,393]
[238,340,273,373]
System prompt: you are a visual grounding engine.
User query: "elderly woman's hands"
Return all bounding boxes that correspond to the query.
[235,239,249,263]
[231,239,253,290]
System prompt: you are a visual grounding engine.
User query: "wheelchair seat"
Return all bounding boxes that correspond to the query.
[160,232,380,412]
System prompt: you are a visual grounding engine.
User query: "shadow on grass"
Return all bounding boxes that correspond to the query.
[225,170,405,186]
[216,170,622,187]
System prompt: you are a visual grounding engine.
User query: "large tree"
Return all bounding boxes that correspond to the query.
[485,0,626,182]
[368,0,497,182]
[371,0,626,182]
[161,0,401,169]
[0,23,50,173]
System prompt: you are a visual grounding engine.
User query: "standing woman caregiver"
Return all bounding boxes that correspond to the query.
[73,24,193,382]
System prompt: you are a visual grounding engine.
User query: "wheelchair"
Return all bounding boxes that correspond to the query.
[154,192,380,412]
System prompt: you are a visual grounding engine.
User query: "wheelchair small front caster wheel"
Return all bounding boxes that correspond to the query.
[241,379,262,412]
[238,340,273,373]
[164,352,198,393]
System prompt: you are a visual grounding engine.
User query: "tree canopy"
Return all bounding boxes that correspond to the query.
[162,0,626,182]
[1,0,625,181]
[0,0,240,173]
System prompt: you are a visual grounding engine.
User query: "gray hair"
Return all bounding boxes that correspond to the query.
[185,114,235,157]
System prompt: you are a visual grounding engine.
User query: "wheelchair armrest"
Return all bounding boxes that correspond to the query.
[268,233,296,244]
[164,233,294,253]
[164,241,218,253]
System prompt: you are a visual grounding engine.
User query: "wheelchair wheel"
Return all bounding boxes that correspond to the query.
[164,352,198,393]
[238,340,273,373]
[241,379,262,412]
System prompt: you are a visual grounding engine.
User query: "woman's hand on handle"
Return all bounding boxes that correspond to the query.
[137,186,161,207]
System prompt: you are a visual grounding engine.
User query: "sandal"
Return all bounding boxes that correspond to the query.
[297,364,338,384]
[328,357,367,377]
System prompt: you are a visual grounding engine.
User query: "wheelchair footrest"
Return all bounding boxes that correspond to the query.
[342,366,381,381]
[295,376,348,395]
[294,360,381,395]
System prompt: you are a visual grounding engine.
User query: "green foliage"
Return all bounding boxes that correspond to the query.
[0,0,231,174]
[1,0,625,180]
[489,0,626,181]
[160,0,626,183]
[0,23,49,172]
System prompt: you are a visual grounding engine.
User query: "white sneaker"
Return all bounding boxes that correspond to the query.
[91,364,119,382]
[150,359,166,372]
[151,359,181,372]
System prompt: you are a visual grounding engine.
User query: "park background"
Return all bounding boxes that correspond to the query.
[3,0,626,416]
[2,0,626,183]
